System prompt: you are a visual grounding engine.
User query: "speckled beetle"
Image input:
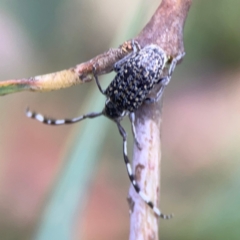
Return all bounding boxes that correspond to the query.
[26,41,184,219]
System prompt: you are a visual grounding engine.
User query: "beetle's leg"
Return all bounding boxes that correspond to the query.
[114,40,141,72]
[129,112,141,150]
[145,52,185,103]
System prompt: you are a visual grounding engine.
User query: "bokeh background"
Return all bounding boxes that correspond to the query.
[0,0,240,239]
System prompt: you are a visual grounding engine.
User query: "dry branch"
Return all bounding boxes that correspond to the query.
[128,1,191,239]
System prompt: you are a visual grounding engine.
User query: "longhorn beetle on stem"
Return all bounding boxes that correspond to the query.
[26,40,184,219]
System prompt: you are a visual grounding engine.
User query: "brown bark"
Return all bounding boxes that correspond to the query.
[128,1,192,239]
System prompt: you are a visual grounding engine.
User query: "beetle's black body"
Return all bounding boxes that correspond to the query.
[26,41,184,219]
[104,45,167,118]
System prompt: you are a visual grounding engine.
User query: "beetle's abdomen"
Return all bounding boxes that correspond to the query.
[105,45,166,112]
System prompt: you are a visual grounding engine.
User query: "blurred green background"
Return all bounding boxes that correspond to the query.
[1,0,240,239]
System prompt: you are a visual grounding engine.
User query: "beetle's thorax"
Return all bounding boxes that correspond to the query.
[103,98,127,120]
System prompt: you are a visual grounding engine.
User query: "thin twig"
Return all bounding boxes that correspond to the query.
[0,41,133,95]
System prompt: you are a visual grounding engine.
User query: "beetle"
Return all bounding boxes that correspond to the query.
[26,41,184,218]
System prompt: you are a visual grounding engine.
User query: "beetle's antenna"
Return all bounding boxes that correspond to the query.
[26,108,103,125]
